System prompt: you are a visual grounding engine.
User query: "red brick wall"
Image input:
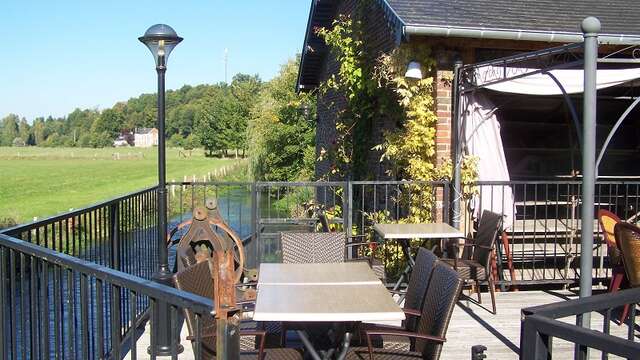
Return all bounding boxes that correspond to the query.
[435,70,453,165]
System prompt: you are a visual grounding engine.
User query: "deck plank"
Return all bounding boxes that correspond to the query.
[125,290,635,359]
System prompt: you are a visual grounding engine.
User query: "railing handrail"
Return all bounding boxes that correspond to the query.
[0,232,214,314]
[522,287,640,319]
[0,186,158,236]
[521,288,640,359]
[523,313,640,359]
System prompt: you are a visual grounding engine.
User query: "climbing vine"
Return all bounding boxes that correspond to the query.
[317,14,478,223]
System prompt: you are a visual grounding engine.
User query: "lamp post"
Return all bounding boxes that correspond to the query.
[139,24,183,355]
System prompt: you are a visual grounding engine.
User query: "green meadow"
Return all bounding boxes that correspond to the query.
[0,147,243,224]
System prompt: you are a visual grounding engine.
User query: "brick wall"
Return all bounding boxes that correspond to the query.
[315,0,398,180]
[435,70,453,165]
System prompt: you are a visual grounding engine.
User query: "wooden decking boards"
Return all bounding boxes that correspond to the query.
[125,290,635,359]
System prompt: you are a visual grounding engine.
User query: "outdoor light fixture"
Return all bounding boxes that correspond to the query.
[405,60,423,79]
[139,23,183,356]
[139,24,183,68]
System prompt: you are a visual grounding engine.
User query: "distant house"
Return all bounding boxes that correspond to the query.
[134,128,158,148]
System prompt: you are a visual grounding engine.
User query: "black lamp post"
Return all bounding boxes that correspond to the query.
[139,24,183,355]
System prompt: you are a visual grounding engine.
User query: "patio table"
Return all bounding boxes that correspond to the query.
[373,222,464,291]
[254,263,404,360]
[258,262,382,286]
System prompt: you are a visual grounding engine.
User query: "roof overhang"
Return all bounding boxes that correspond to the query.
[404,24,640,45]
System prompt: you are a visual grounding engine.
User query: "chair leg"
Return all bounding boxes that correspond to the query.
[610,273,624,293]
[488,277,497,315]
[620,304,630,324]
[476,280,482,304]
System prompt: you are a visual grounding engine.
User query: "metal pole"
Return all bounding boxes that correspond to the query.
[578,16,600,332]
[148,64,183,355]
[452,60,463,229]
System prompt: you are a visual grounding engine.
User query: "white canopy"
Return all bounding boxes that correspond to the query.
[464,93,515,229]
[476,67,640,95]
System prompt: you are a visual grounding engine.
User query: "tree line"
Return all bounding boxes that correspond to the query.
[0,57,316,181]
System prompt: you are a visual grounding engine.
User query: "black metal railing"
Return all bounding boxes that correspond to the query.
[473,180,640,287]
[0,232,213,360]
[521,287,640,359]
[1,186,159,280]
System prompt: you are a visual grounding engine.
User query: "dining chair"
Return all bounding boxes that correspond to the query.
[281,232,346,263]
[173,260,302,359]
[361,248,438,351]
[441,210,502,314]
[347,262,463,360]
[598,209,626,293]
[613,222,640,322]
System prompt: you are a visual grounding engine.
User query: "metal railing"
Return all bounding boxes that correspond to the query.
[521,287,640,359]
[473,180,640,287]
[1,186,159,279]
[0,232,213,360]
[167,179,640,286]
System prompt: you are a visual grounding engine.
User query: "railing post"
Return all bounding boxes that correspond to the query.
[521,312,552,360]
[443,181,451,224]
[344,181,352,249]
[452,60,464,230]
[109,203,120,271]
[249,182,258,268]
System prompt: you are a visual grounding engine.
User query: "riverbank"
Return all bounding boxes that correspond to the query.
[0,146,246,226]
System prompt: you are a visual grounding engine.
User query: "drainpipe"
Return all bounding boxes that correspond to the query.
[452,60,463,229]
[578,16,600,338]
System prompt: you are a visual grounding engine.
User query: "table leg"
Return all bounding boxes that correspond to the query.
[296,328,353,360]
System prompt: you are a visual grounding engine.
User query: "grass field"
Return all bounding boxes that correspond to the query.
[0,147,244,224]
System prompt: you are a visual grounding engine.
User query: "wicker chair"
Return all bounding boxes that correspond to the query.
[598,209,626,293]
[173,261,301,359]
[614,222,640,322]
[441,210,502,314]
[362,248,438,351]
[347,263,463,360]
[281,232,346,263]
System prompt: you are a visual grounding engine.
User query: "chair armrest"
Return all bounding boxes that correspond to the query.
[364,330,445,349]
[402,308,421,317]
[461,243,493,250]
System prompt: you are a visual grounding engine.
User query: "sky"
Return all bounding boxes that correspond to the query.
[0,0,311,121]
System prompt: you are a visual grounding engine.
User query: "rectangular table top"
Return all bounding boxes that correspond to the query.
[253,284,405,322]
[258,262,382,286]
[373,222,464,240]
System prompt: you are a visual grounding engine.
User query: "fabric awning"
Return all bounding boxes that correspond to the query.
[475,67,640,95]
[464,93,515,229]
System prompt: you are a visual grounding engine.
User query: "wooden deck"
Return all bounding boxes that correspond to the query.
[126,290,634,359]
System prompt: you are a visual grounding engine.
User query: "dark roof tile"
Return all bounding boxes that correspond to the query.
[386,0,640,36]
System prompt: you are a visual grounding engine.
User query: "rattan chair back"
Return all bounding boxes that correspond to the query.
[471,211,503,268]
[404,248,438,331]
[173,260,215,336]
[281,232,346,263]
[414,263,463,360]
[598,209,622,266]
[614,222,640,288]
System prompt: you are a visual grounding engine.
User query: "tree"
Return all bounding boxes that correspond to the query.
[195,86,243,156]
[32,118,46,145]
[247,57,316,181]
[17,118,31,145]
[1,114,19,146]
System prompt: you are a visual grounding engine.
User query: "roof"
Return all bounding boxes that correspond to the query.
[388,0,640,41]
[135,128,157,135]
[297,0,640,91]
